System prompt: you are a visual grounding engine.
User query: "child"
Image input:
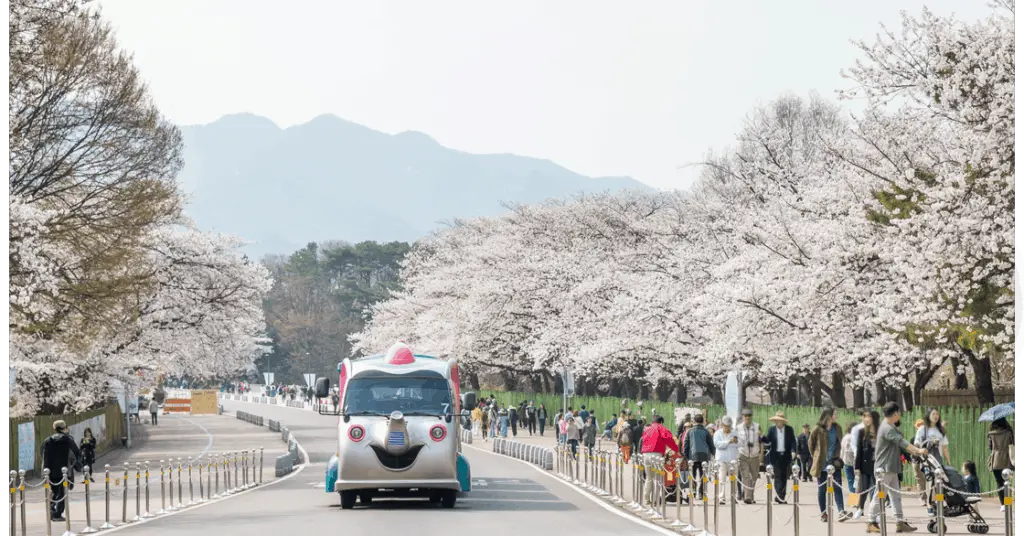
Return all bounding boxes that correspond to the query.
[963,460,980,494]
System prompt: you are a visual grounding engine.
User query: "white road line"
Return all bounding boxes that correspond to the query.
[465,443,678,536]
[168,414,215,458]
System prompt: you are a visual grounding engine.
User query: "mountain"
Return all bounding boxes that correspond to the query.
[177,113,651,258]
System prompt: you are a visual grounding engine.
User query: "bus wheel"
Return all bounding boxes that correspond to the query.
[440,490,456,509]
[340,491,357,509]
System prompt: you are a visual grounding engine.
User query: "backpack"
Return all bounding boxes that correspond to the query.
[618,423,632,446]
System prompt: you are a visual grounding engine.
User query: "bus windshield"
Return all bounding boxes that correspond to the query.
[343,375,452,416]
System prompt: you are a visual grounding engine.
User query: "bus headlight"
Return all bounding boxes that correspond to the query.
[429,425,447,442]
[348,425,365,442]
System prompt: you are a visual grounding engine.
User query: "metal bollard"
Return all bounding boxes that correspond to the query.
[133,462,141,522]
[143,461,152,517]
[875,467,887,536]
[18,470,27,536]
[765,464,774,536]
[701,461,709,532]
[690,460,698,529]
[187,457,194,505]
[935,476,945,536]
[82,465,97,533]
[177,458,183,506]
[730,463,738,536]
[44,469,52,536]
[251,449,257,487]
[121,463,129,524]
[233,452,239,493]
[792,463,801,536]
[158,461,167,514]
[259,448,264,485]
[205,458,211,501]
[713,461,720,535]
[9,471,16,536]
[1004,468,1014,536]
[671,465,685,528]
[242,451,248,489]
[825,465,835,536]
[661,462,668,520]
[101,465,114,529]
[574,447,580,484]
[62,467,72,535]
[214,455,221,498]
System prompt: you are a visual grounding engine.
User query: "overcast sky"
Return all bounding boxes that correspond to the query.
[95,1,994,190]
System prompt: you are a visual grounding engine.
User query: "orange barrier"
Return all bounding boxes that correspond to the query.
[163,398,191,414]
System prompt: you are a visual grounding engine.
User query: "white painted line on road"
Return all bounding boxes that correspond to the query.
[465,443,678,536]
[90,432,309,534]
[169,414,215,458]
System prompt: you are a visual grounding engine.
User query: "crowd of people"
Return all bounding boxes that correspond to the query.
[537,403,1013,533]
[469,395,550,440]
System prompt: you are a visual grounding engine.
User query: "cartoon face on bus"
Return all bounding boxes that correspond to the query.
[315,342,475,509]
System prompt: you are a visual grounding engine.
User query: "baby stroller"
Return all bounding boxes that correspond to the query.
[917,453,989,534]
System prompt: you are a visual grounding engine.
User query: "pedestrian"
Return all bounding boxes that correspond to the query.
[712,415,739,504]
[765,411,796,504]
[525,401,537,435]
[79,428,97,483]
[987,417,1014,512]
[682,413,715,499]
[40,420,82,522]
[735,408,762,504]
[631,416,645,458]
[583,416,598,453]
[508,405,519,437]
[853,409,880,520]
[914,407,951,512]
[910,418,927,506]
[556,409,565,444]
[962,460,981,494]
[865,402,928,533]
[331,391,339,413]
[538,404,547,436]
[797,424,812,482]
[566,410,581,457]
[579,405,590,424]
[149,398,159,425]
[809,407,852,523]
[842,421,858,494]
[616,413,634,463]
[641,415,679,505]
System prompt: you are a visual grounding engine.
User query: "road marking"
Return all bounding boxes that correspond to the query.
[465,443,677,536]
[168,414,215,458]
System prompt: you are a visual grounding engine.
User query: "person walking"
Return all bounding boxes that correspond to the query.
[566,410,582,457]
[149,398,159,425]
[41,420,82,522]
[735,408,762,504]
[538,404,548,436]
[508,405,519,437]
[79,428,97,483]
[797,424,812,482]
[682,413,715,499]
[583,416,598,454]
[525,401,537,436]
[842,421,858,494]
[853,410,880,520]
[616,413,634,463]
[712,416,739,504]
[914,408,951,511]
[765,412,796,504]
[809,407,853,523]
[640,415,680,505]
[987,417,1014,512]
[865,402,928,533]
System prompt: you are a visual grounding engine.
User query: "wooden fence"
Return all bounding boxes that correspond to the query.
[920,389,1014,407]
[8,404,124,476]
[488,391,1012,492]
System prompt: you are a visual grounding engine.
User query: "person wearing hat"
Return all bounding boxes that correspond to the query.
[765,411,796,503]
[734,408,763,504]
[40,420,83,522]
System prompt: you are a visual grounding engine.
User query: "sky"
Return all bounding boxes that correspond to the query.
[95,0,996,190]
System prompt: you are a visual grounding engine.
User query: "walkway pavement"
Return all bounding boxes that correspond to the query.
[486,431,1009,535]
[15,412,290,536]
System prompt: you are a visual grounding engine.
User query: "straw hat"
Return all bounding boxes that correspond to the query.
[768,411,788,424]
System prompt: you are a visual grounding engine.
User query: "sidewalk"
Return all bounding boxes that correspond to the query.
[15,412,290,536]
[494,432,1009,535]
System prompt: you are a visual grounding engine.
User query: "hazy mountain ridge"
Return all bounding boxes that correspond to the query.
[177,113,651,257]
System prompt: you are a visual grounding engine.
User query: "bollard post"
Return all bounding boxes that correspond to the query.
[166,460,176,512]
[176,458,183,506]
[197,459,204,504]
[701,461,709,532]
[44,469,52,536]
[825,465,835,536]
[133,462,141,522]
[875,467,887,536]
[242,451,248,490]
[81,465,97,533]
[689,460,698,529]
[1003,468,1014,536]
[935,476,945,536]
[206,458,212,501]
[259,448,264,485]
[158,461,167,515]
[233,453,239,493]
[18,470,27,536]
[214,455,221,498]
[574,447,580,484]
[9,469,16,536]
[252,449,257,488]
[792,463,800,536]
[765,464,774,536]
[121,463,129,524]
[62,467,72,536]
[143,462,152,517]
[661,461,668,520]
[187,457,194,506]
[712,461,720,535]
[730,462,738,536]
[101,465,114,529]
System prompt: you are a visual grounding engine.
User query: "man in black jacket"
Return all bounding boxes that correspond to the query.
[765,412,797,504]
[40,420,83,521]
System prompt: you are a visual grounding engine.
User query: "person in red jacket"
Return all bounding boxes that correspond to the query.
[641,415,680,505]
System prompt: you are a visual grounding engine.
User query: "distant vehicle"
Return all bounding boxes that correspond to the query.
[316,342,474,509]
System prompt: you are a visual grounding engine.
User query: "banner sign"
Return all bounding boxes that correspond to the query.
[303,373,316,387]
[725,372,741,423]
[17,422,35,471]
[190,389,218,414]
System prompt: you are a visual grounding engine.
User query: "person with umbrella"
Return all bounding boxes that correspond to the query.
[980,402,1015,512]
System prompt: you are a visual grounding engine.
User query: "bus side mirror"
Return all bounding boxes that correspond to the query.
[462,392,476,410]
[315,377,330,398]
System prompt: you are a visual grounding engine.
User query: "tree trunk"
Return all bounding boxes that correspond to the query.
[811,373,823,407]
[852,385,865,410]
[608,378,622,398]
[900,385,915,413]
[654,380,671,402]
[912,365,938,408]
[468,372,481,391]
[784,376,799,405]
[529,375,542,393]
[964,349,996,406]
[948,355,970,390]
[638,382,651,401]
[674,381,687,404]
[830,371,847,408]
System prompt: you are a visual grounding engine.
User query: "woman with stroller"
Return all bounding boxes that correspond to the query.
[914,408,951,512]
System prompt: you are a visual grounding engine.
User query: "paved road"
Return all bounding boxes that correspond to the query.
[109,399,676,536]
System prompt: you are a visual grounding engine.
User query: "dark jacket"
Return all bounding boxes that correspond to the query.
[765,425,796,468]
[797,433,811,459]
[854,427,876,474]
[41,432,82,483]
[682,426,715,463]
[80,437,97,467]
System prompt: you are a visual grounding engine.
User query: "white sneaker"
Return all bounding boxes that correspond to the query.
[852,509,863,520]
[1001,505,1006,513]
